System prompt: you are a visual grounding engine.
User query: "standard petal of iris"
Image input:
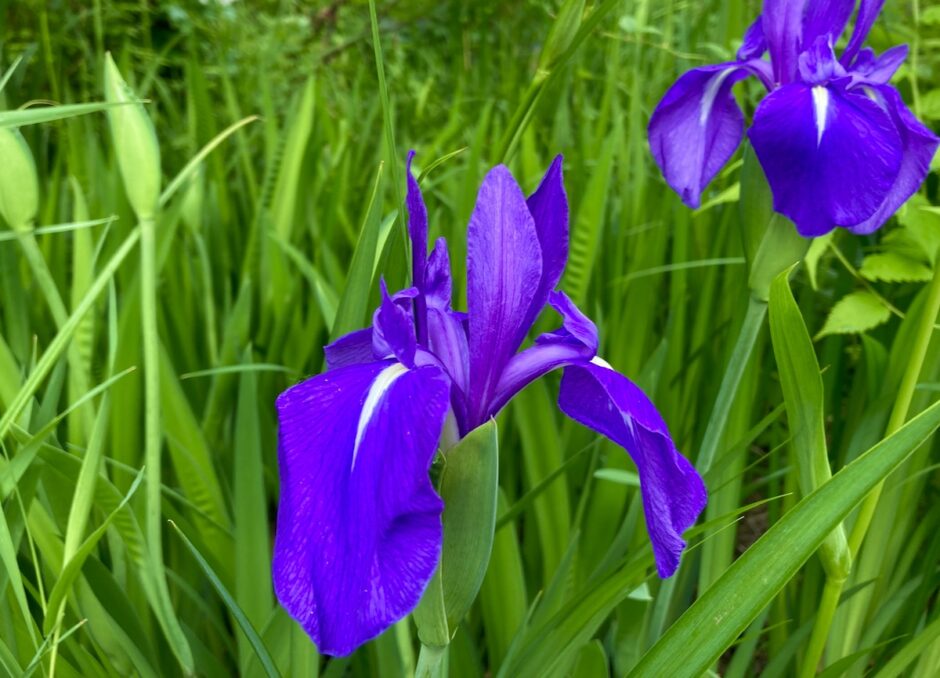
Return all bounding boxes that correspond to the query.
[273,361,450,656]
[557,361,706,578]
[466,165,543,426]
[648,64,751,209]
[802,0,853,48]
[848,86,940,235]
[524,155,569,320]
[748,83,902,236]
[762,0,807,84]
[841,0,887,67]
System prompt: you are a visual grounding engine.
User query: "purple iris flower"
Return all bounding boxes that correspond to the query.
[649,0,939,237]
[272,153,706,656]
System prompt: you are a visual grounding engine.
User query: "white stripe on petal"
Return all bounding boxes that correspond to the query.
[352,363,408,470]
[699,68,736,126]
[812,86,829,147]
[591,355,614,370]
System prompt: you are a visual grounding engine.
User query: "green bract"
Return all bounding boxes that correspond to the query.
[0,127,38,230]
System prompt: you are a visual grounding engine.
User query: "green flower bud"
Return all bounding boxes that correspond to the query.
[537,0,585,74]
[103,53,161,220]
[0,127,39,230]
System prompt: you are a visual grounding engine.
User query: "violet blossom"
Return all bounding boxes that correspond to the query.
[648,0,939,237]
[272,153,706,656]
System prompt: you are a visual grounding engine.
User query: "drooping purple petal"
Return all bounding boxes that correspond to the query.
[325,328,374,370]
[802,0,854,48]
[557,361,706,577]
[648,63,753,208]
[737,16,767,60]
[488,291,597,418]
[425,237,453,310]
[748,82,902,236]
[849,45,908,86]
[406,152,430,344]
[273,361,450,656]
[847,85,940,235]
[798,36,847,85]
[841,0,887,67]
[466,165,543,427]
[372,281,417,367]
[523,155,569,324]
[763,0,807,85]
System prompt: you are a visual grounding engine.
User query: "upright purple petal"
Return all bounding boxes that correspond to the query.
[406,152,430,343]
[802,0,854,47]
[324,328,375,370]
[841,0,887,67]
[488,291,597,417]
[557,361,706,578]
[466,165,542,426]
[406,151,429,288]
[372,282,417,367]
[425,237,453,310]
[524,155,569,322]
[273,361,450,656]
[748,82,902,236]
[848,86,940,235]
[763,0,807,85]
[738,16,767,60]
[648,64,753,208]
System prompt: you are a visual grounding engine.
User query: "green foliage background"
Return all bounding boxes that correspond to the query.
[0,0,939,675]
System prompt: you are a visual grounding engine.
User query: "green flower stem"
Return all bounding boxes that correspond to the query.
[800,573,846,678]
[848,257,940,557]
[800,250,940,674]
[696,295,767,473]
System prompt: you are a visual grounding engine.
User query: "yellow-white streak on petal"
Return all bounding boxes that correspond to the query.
[352,363,409,470]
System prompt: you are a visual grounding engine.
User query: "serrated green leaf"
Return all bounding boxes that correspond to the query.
[860,252,932,283]
[817,290,891,338]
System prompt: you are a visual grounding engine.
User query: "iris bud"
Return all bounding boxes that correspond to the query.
[0,127,39,230]
[103,53,161,220]
[537,0,585,75]
[414,420,499,647]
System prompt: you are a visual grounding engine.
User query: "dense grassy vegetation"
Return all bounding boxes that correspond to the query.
[0,0,939,675]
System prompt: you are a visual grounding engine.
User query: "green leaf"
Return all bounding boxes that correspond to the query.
[768,269,849,579]
[817,290,891,338]
[860,252,932,283]
[43,469,145,635]
[805,232,833,290]
[631,398,940,676]
[414,421,499,645]
[170,521,282,678]
[0,101,133,129]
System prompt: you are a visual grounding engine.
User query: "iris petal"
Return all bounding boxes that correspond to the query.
[849,45,909,87]
[324,328,374,370]
[763,0,807,84]
[557,362,706,578]
[523,155,569,326]
[748,82,902,236]
[841,0,887,67]
[467,165,543,427]
[847,85,940,235]
[648,63,753,208]
[488,291,597,416]
[802,0,854,48]
[273,361,450,656]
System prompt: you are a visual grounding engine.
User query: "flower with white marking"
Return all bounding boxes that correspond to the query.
[648,0,939,237]
[272,153,706,657]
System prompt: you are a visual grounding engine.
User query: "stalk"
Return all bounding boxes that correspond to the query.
[800,252,940,673]
[695,295,767,473]
[415,643,447,678]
